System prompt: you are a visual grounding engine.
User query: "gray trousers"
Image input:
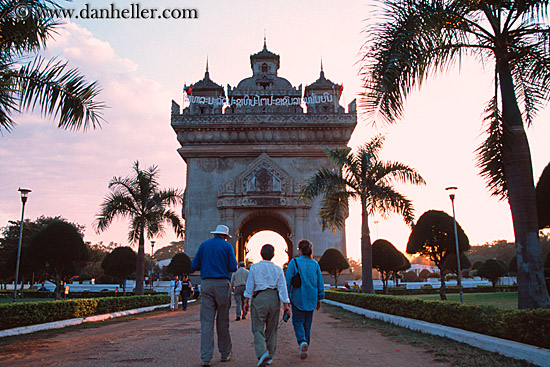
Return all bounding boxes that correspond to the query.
[251,289,280,359]
[233,285,246,317]
[200,279,232,363]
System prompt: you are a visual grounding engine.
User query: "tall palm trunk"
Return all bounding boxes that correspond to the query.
[135,221,145,295]
[361,198,374,293]
[498,59,550,309]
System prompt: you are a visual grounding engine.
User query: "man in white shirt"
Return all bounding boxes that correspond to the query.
[243,244,291,367]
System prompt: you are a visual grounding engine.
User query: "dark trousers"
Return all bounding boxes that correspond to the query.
[181,290,189,310]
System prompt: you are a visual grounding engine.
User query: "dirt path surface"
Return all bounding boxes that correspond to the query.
[0,302,452,367]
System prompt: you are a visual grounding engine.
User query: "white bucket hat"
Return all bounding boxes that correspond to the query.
[210,224,232,238]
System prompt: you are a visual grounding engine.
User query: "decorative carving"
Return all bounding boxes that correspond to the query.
[197,158,216,172]
[239,154,289,195]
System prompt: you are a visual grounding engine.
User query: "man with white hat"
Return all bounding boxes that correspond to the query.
[191,224,238,366]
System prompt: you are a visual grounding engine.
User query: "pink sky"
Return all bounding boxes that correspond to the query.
[1,1,549,261]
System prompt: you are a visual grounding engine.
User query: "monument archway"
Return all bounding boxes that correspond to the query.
[236,211,293,263]
[171,42,357,259]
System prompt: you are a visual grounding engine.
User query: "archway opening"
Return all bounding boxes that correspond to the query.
[246,230,288,267]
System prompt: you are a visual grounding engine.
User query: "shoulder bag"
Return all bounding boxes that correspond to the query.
[290,258,302,288]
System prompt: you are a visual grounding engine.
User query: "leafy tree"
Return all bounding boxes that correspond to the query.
[472,261,484,271]
[79,242,113,281]
[418,269,431,281]
[1,216,84,262]
[372,239,410,293]
[478,259,509,290]
[166,253,192,277]
[29,221,88,299]
[509,256,517,274]
[0,1,104,133]
[153,241,185,261]
[407,210,470,300]
[95,161,185,295]
[361,0,550,309]
[536,162,550,230]
[318,248,350,287]
[300,135,425,293]
[101,246,136,295]
[443,252,472,287]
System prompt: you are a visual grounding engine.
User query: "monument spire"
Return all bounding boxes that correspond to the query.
[205,55,210,79]
[263,29,267,50]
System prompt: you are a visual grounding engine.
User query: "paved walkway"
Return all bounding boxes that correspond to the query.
[0,302,453,367]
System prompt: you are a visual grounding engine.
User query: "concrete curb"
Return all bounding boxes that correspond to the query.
[0,300,194,339]
[323,299,550,367]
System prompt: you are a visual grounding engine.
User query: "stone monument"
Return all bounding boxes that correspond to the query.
[171,40,357,261]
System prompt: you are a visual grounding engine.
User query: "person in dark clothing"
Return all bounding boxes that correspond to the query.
[180,274,192,311]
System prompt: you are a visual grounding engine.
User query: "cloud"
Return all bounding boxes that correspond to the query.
[0,22,185,247]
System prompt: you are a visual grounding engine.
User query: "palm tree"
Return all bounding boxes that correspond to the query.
[300,135,425,293]
[361,0,550,309]
[0,0,104,133]
[95,161,184,295]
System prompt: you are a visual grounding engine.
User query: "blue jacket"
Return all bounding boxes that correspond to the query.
[191,236,238,279]
[286,255,325,311]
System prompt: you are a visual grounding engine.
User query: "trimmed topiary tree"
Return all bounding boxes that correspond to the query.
[318,248,350,287]
[101,247,136,295]
[478,258,509,290]
[536,162,550,230]
[407,210,470,300]
[372,239,410,293]
[166,253,192,277]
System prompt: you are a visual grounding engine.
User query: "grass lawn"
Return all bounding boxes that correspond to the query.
[400,292,518,309]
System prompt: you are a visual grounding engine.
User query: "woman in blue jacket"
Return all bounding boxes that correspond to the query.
[285,239,325,360]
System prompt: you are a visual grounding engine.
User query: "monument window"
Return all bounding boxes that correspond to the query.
[261,63,269,73]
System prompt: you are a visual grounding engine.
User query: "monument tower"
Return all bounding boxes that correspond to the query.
[171,41,357,261]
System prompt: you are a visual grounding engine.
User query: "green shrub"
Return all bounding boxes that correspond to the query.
[325,290,550,349]
[0,295,170,330]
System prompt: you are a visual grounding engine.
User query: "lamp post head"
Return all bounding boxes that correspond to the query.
[445,186,458,201]
[18,188,31,204]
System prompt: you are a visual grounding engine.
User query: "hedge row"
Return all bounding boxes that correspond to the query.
[0,294,170,330]
[0,289,160,299]
[378,284,518,296]
[325,290,550,349]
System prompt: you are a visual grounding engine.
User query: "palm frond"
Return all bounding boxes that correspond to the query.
[375,160,426,186]
[300,167,348,200]
[370,183,415,226]
[475,97,508,200]
[319,191,350,232]
[94,193,136,233]
[16,56,105,131]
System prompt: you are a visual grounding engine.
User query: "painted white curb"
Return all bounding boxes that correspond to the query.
[323,299,550,367]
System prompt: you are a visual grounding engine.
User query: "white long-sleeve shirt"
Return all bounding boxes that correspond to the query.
[243,260,290,303]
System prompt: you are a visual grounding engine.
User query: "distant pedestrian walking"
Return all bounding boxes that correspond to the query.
[231,261,249,320]
[243,244,290,367]
[191,224,238,366]
[169,275,181,311]
[285,239,325,360]
[180,275,192,311]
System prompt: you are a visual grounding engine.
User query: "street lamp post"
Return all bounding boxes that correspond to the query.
[13,188,31,303]
[150,241,155,291]
[445,186,463,303]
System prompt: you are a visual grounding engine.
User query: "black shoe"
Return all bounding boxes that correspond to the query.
[242,315,246,320]
[221,352,232,362]
[235,317,240,321]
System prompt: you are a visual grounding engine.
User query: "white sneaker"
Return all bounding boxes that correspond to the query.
[266,359,273,365]
[299,342,308,360]
[258,352,270,367]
